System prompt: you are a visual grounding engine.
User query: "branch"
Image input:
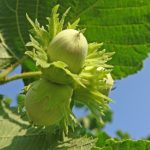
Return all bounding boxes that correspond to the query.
[0,71,41,85]
[0,56,26,79]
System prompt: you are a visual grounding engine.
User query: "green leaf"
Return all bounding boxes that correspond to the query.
[79,111,113,131]
[0,0,54,56]
[0,0,56,72]
[1,0,150,78]
[93,133,150,150]
[56,0,150,79]
[0,97,51,150]
[0,44,12,70]
[1,96,150,150]
[56,137,96,150]
[95,132,111,148]
[98,139,150,150]
[116,130,131,140]
[0,96,97,150]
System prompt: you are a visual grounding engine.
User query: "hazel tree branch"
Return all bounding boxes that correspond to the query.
[0,56,38,84]
[0,56,27,79]
[0,71,41,85]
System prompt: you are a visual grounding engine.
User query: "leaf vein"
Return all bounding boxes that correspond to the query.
[4,0,16,13]
[97,4,150,10]
[15,0,26,50]
[75,0,100,19]
[35,0,39,19]
[80,23,149,28]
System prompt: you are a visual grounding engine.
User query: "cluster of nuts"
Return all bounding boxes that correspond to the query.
[25,29,88,126]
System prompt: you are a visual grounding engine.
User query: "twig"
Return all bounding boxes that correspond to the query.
[0,71,41,85]
[0,56,27,80]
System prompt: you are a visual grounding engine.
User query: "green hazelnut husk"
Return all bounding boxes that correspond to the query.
[47,29,88,74]
[25,78,73,126]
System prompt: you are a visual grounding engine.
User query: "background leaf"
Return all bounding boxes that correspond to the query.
[0,44,12,69]
[57,0,150,79]
[56,137,96,150]
[0,0,54,72]
[93,132,150,150]
[0,98,51,150]
[0,97,96,150]
[94,139,150,150]
[0,0,150,79]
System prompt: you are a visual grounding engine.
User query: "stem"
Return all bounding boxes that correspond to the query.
[0,71,41,85]
[0,56,26,79]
